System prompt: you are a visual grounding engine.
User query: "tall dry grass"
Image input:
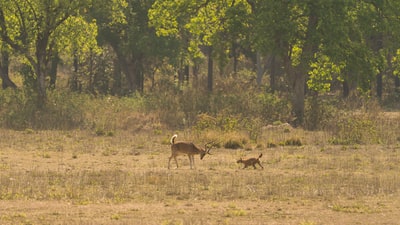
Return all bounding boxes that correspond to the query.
[1,149,399,205]
[1,128,399,204]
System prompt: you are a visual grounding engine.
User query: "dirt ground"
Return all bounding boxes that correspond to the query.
[1,130,400,225]
[1,195,400,225]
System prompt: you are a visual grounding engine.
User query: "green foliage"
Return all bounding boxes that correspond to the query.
[256,92,292,124]
[224,139,245,150]
[304,96,338,130]
[55,16,100,61]
[193,113,217,131]
[308,54,344,93]
[283,138,302,146]
[328,113,379,145]
[0,0,93,105]
[0,90,84,129]
[147,71,291,130]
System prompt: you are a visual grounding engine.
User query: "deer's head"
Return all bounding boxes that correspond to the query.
[200,141,214,160]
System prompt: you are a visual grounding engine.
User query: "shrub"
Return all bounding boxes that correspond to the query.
[327,112,379,145]
[304,96,337,130]
[0,89,85,129]
[224,139,243,149]
[283,138,303,146]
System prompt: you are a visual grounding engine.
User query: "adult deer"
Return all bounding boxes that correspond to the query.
[168,134,213,169]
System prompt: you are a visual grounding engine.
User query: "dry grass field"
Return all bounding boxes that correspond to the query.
[1,126,400,225]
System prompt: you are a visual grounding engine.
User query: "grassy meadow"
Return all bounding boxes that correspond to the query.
[1,118,400,224]
[1,81,400,224]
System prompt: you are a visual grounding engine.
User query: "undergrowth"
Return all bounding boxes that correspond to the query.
[1,75,399,145]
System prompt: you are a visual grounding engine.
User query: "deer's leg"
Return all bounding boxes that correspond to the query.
[168,155,178,169]
[188,155,194,169]
[173,156,179,168]
[191,155,195,169]
[258,162,264,169]
[168,156,172,169]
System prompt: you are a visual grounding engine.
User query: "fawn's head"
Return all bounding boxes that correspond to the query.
[236,158,243,163]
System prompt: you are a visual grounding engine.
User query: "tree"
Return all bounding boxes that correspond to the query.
[359,1,400,99]
[90,0,176,95]
[149,0,252,92]
[251,1,371,125]
[0,42,17,89]
[0,0,91,107]
[55,15,99,93]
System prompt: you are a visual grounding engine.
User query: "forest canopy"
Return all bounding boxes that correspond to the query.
[0,0,400,129]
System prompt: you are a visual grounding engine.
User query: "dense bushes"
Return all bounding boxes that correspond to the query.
[1,72,399,146]
[0,89,85,129]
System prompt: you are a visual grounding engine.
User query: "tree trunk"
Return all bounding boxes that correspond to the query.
[35,53,48,108]
[292,71,306,126]
[184,65,189,84]
[120,55,144,94]
[290,4,318,126]
[49,50,59,89]
[192,63,199,89]
[256,52,263,86]
[343,80,350,98]
[88,49,95,94]
[395,75,400,93]
[0,47,17,89]
[232,42,238,75]
[124,60,136,93]
[34,35,50,108]
[69,52,81,92]
[178,65,184,88]
[112,57,122,95]
[207,46,213,92]
[269,55,277,93]
[36,60,47,108]
[376,72,383,99]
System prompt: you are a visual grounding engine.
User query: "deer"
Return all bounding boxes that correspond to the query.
[237,153,264,169]
[168,134,213,169]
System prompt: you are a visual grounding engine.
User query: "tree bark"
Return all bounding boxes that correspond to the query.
[112,57,122,95]
[35,46,48,108]
[120,54,144,94]
[49,50,59,89]
[292,70,306,125]
[184,65,189,84]
[69,52,81,92]
[376,72,383,99]
[343,80,350,98]
[290,4,318,126]
[207,46,213,92]
[256,52,263,86]
[192,62,200,89]
[232,42,238,75]
[0,47,17,89]
[269,55,277,93]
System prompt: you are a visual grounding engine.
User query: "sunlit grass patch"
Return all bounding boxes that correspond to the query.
[330,202,377,214]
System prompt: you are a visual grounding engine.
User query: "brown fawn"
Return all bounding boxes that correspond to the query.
[168,134,213,169]
[237,153,264,169]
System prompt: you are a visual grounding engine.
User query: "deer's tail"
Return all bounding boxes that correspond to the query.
[170,134,178,145]
[258,153,263,159]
